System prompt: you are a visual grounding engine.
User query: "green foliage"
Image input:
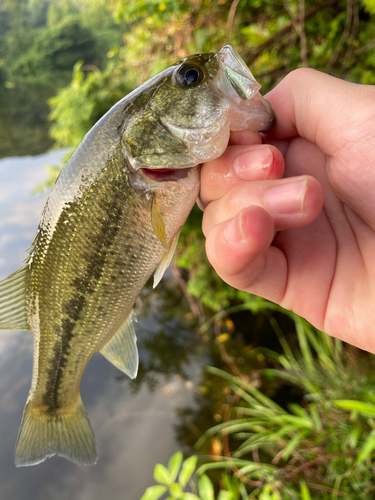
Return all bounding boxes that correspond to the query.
[0,0,124,158]
[8,17,98,81]
[140,452,236,500]
[49,60,132,148]
[105,0,375,93]
[142,318,375,499]
[362,0,375,14]
[193,317,375,499]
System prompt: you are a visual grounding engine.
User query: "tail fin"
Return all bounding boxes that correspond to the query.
[15,398,97,467]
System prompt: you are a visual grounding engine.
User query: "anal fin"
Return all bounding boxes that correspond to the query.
[153,229,181,288]
[100,314,138,379]
[0,266,30,331]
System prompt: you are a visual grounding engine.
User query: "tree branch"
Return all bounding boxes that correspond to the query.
[226,0,242,44]
[328,0,353,69]
[304,481,351,497]
[245,0,341,65]
[284,449,358,480]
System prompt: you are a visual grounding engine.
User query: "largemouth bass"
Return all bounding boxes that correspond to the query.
[0,45,274,467]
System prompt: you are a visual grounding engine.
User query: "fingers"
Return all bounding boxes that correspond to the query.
[202,169,323,302]
[205,205,287,301]
[203,174,323,235]
[199,144,285,209]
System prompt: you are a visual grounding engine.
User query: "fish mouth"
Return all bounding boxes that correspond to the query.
[141,167,193,182]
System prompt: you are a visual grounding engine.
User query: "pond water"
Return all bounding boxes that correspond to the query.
[0,150,204,500]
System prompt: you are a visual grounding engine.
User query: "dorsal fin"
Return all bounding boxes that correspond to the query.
[100,314,138,379]
[0,266,30,331]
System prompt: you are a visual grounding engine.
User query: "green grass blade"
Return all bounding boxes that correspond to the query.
[333,400,375,416]
[300,481,312,500]
[357,429,375,463]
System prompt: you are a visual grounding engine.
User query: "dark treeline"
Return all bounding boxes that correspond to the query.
[0,0,125,157]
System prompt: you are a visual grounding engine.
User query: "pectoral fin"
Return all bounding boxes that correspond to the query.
[0,266,30,331]
[153,229,181,288]
[100,314,138,379]
[151,197,168,250]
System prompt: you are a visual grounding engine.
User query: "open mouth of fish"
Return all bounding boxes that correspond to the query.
[141,167,192,182]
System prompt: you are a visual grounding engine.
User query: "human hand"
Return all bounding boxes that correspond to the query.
[200,69,375,353]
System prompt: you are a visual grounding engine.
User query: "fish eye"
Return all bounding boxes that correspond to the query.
[175,64,205,87]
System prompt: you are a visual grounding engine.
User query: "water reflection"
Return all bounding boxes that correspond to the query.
[0,150,203,500]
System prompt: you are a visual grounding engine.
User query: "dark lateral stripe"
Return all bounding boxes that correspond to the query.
[43,165,127,412]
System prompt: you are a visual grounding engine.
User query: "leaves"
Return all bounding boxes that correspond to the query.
[333,400,375,417]
[179,456,198,488]
[300,482,312,500]
[198,475,214,500]
[146,453,202,499]
[142,453,239,500]
[154,463,172,485]
[140,485,168,500]
[169,451,183,483]
[357,429,375,463]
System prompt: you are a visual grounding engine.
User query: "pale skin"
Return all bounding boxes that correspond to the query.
[199,68,375,354]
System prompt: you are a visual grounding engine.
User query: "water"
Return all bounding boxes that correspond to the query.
[0,150,202,500]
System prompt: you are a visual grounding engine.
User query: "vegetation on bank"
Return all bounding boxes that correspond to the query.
[142,318,375,499]
[4,0,375,497]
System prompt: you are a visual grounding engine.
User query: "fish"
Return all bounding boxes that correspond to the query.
[0,45,274,467]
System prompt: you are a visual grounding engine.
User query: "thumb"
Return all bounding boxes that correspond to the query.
[264,68,375,228]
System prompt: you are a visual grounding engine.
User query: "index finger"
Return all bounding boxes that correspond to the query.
[199,144,285,208]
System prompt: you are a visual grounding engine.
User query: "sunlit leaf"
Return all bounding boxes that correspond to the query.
[363,0,375,14]
[170,483,183,498]
[357,429,375,463]
[198,475,214,500]
[217,491,233,500]
[168,452,183,483]
[140,485,168,500]
[183,494,201,500]
[300,482,312,500]
[334,400,375,416]
[179,456,198,488]
[154,464,171,485]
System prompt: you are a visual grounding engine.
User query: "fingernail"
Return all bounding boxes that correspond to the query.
[234,146,273,180]
[224,209,247,243]
[266,178,307,214]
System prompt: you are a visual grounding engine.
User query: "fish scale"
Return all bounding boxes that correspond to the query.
[30,158,163,410]
[0,45,274,466]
